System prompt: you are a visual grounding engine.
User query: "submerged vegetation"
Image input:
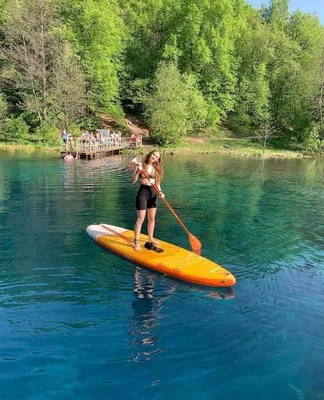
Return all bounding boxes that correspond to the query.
[0,0,324,156]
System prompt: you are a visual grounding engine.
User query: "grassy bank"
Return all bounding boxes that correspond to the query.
[170,138,306,158]
[130,137,307,159]
[0,143,59,153]
[0,137,309,159]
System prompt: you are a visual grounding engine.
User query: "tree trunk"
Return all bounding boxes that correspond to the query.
[40,2,47,122]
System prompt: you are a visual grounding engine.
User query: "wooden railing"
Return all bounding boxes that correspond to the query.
[60,137,142,157]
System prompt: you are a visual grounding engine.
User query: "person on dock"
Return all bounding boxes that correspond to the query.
[111,131,116,146]
[116,131,122,146]
[66,132,75,152]
[80,130,90,150]
[130,133,137,148]
[131,150,165,251]
[61,128,68,150]
[90,132,96,150]
[95,131,101,147]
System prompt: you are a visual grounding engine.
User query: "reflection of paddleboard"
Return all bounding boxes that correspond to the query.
[86,224,236,287]
[208,288,235,299]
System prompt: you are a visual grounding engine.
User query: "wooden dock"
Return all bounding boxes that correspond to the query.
[60,137,141,160]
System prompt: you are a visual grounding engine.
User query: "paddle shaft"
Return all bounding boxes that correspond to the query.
[155,190,191,235]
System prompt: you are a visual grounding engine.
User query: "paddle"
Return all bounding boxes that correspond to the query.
[131,158,202,254]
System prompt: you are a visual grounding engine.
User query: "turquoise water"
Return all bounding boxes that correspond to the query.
[0,151,323,400]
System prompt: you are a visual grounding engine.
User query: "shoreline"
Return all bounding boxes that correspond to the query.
[0,143,58,153]
[0,139,311,159]
[129,137,309,159]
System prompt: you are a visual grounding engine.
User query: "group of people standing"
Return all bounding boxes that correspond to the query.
[80,129,122,150]
[61,128,123,153]
[61,127,145,154]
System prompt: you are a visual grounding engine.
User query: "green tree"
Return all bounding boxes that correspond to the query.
[119,0,169,110]
[288,16,324,139]
[60,0,125,118]
[303,124,323,155]
[1,0,86,129]
[0,91,7,138]
[121,0,239,125]
[312,38,324,137]
[274,12,322,143]
[0,92,7,122]
[1,0,60,122]
[3,115,29,141]
[183,73,208,133]
[255,122,276,157]
[231,8,271,134]
[269,0,289,28]
[146,62,189,145]
[170,0,238,122]
[51,42,87,127]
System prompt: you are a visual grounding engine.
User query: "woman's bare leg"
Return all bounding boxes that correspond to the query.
[147,208,158,245]
[134,210,146,250]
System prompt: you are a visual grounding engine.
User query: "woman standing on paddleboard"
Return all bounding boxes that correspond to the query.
[132,150,165,251]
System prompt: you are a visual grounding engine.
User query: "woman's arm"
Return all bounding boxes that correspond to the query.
[156,183,165,199]
[131,163,142,184]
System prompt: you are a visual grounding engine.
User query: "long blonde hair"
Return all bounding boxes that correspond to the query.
[143,150,164,184]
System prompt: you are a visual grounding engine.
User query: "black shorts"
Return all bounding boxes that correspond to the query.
[136,185,157,210]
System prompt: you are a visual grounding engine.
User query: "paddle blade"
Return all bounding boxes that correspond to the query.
[189,233,202,255]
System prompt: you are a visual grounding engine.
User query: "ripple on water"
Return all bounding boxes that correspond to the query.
[0,153,324,399]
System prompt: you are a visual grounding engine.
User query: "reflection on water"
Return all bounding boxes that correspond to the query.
[208,287,235,299]
[128,267,236,363]
[128,267,174,362]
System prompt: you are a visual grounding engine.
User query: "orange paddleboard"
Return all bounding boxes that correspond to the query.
[86,224,236,287]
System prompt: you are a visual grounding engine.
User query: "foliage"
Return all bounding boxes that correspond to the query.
[59,0,125,115]
[229,114,254,136]
[145,62,189,145]
[0,92,7,124]
[168,0,238,120]
[231,9,271,134]
[303,125,323,155]
[0,0,86,129]
[79,114,101,131]
[2,115,29,142]
[51,42,87,127]
[0,0,324,152]
[254,122,277,156]
[67,123,82,138]
[35,120,59,145]
[268,0,289,28]
[183,74,208,133]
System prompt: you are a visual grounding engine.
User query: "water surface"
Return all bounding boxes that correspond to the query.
[0,151,323,400]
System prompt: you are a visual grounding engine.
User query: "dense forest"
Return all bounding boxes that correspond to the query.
[0,0,323,152]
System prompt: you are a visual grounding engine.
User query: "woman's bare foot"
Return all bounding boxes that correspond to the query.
[134,240,141,251]
[149,239,159,246]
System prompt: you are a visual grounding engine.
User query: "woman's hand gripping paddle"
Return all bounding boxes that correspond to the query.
[131,158,202,255]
